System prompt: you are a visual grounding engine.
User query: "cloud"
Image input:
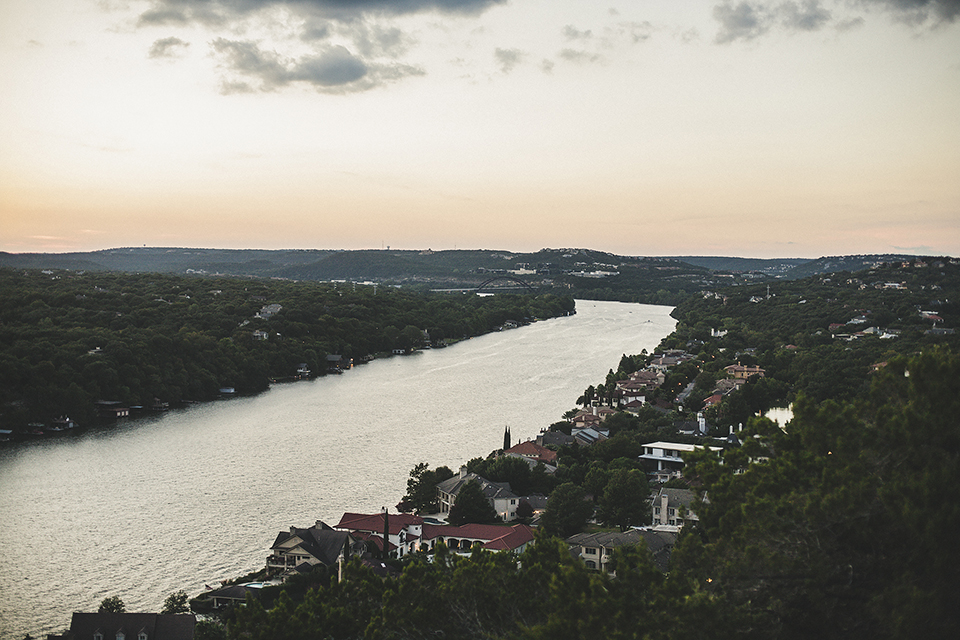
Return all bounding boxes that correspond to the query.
[780,0,831,30]
[136,0,507,26]
[714,2,774,43]
[867,0,960,25]
[562,25,593,41]
[129,1,503,94]
[211,38,424,93]
[148,36,190,58]
[712,0,960,43]
[494,48,524,73]
[558,49,604,64]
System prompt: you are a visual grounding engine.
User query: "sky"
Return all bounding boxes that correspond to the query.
[1,0,959,259]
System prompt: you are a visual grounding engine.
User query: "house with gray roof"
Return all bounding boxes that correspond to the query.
[49,612,195,640]
[436,468,520,521]
[651,487,702,530]
[566,529,677,573]
[267,520,357,578]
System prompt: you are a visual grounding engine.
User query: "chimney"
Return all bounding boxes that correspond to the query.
[459,465,468,479]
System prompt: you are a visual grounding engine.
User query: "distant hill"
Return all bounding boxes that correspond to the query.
[0,247,942,305]
[665,256,810,275]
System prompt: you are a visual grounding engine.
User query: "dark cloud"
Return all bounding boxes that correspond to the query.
[867,0,960,25]
[494,47,524,73]
[132,1,500,94]
[712,0,960,43]
[137,0,506,26]
[780,0,831,30]
[211,38,423,93]
[148,36,191,58]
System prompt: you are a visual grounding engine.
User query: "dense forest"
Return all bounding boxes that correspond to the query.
[192,257,959,640]
[0,268,573,431]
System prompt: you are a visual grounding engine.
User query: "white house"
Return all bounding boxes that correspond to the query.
[639,441,723,483]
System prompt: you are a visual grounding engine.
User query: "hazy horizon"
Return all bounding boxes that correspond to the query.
[2,1,958,258]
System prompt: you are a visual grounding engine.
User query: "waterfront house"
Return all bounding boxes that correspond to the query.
[49,612,196,640]
[503,441,558,466]
[436,468,521,521]
[267,520,356,577]
[335,511,424,558]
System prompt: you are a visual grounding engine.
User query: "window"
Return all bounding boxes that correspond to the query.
[93,633,103,640]
[585,560,596,569]
[139,633,148,640]
[654,507,660,515]
[116,633,126,640]
[584,547,597,555]
[510,499,516,505]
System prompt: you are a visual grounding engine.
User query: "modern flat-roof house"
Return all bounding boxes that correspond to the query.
[639,441,723,483]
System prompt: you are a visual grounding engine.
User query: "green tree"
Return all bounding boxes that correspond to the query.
[398,463,454,514]
[597,468,649,531]
[160,590,189,614]
[448,480,500,525]
[541,482,594,537]
[98,596,125,613]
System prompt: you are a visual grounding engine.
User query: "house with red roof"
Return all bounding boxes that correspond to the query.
[335,511,424,558]
[503,440,558,466]
[418,522,535,554]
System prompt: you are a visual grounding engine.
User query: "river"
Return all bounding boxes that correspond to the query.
[0,300,675,638]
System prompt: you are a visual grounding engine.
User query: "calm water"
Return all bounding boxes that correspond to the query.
[0,300,675,638]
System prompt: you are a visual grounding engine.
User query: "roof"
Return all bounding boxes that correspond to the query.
[655,487,697,509]
[504,441,558,464]
[566,529,678,572]
[335,512,423,535]
[273,526,352,565]
[419,523,535,551]
[68,613,195,640]
[482,524,536,551]
[641,441,723,454]
[435,473,518,501]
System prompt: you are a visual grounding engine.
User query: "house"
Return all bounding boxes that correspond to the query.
[49,612,195,640]
[536,430,575,448]
[571,426,609,447]
[567,529,677,573]
[335,512,424,558]
[436,469,521,521]
[651,487,702,530]
[571,409,602,429]
[266,520,357,577]
[199,583,263,609]
[418,522,535,554]
[724,364,765,379]
[639,441,723,483]
[503,441,558,466]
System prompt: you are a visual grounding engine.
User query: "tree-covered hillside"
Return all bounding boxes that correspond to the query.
[0,268,574,431]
